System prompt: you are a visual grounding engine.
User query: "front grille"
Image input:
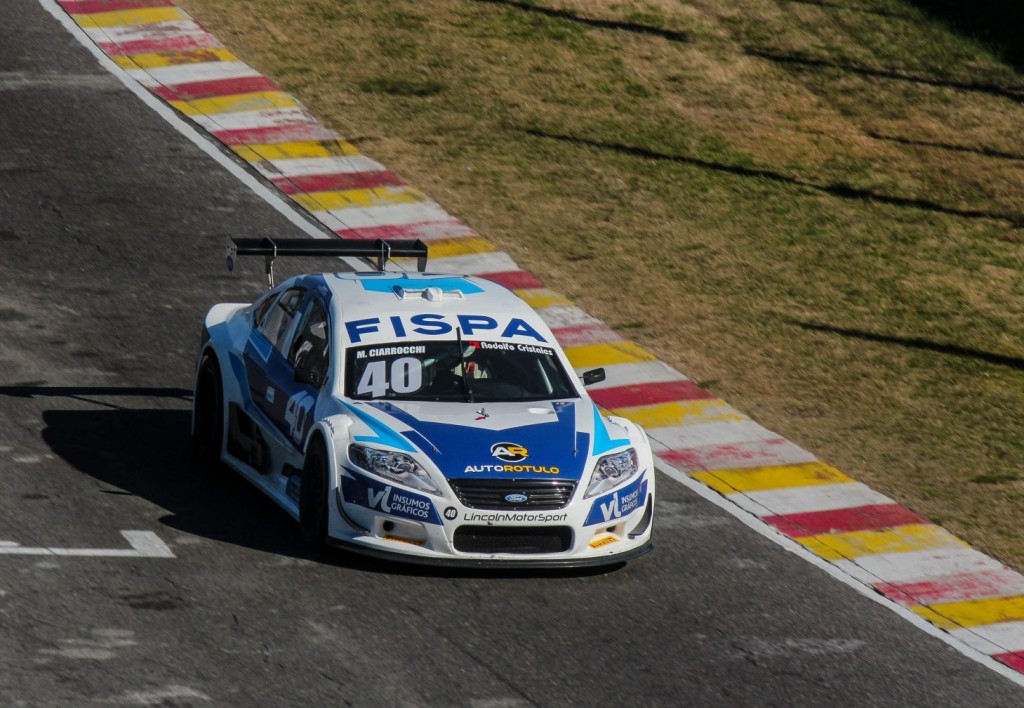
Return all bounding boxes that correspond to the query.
[447,479,576,510]
[453,526,573,554]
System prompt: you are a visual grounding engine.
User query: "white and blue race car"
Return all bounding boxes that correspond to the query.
[192,238,654,567]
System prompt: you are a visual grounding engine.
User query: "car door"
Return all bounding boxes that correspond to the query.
[243,286,306,445]
[277,293,330,449]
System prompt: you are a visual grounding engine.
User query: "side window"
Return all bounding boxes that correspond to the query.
[289,299,330,382]
[258,288,305,353]
[251,292,276,328]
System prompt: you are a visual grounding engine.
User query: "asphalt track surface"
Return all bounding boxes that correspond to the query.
[0,1,1022,706]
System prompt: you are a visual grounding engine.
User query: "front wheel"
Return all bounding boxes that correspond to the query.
[300,437,330,548]
[193,354,224,472]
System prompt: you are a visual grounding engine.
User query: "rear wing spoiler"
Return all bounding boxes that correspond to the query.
[226,237,428,287]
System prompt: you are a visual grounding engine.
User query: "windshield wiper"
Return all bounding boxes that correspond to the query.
[455,327,475,403]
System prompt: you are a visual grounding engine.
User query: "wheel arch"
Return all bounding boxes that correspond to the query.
[299,422,337,547]
[304,422,340,491]
[192,345,222,434]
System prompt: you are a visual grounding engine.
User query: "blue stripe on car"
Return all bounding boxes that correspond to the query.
[340,401,418,453]
[366,401,590,480]
[591,404,630,456]
[357,276,484,295]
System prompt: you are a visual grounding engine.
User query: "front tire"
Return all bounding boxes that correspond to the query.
[300,437,330,548]
[193,354,224,472]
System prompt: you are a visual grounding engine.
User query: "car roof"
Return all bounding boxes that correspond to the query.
[325,271,523,311]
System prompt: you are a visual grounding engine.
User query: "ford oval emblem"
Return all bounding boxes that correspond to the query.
[505,493,528,504]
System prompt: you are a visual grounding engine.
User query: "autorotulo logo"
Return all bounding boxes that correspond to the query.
[491,442,528,462]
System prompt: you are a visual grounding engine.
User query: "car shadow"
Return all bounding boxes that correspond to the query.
[4,385,622,578]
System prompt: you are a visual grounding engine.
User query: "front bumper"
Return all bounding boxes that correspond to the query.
[329,469,655,568]
[325,535,652,569]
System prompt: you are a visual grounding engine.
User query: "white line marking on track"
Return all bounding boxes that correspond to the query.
[191,107,314,132]
[12,454,49,463]
[0,530,174,558]
[648,419,777,449]
[729,482,894,517]
[127,60,261,88]
[83,19,209,45]
[537,304,607,329]
[115,685,212,705]
[652,437,821,471]
[253,155,386,179]
[951,622,1024,655]
[427,251,519,274]
[732,637,866,659]
[40,628,138,661]
[833,546,1005,586]
[318,202,453,229]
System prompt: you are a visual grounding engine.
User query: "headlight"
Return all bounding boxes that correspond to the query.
[348,444,441,495]
[585,448,639,498]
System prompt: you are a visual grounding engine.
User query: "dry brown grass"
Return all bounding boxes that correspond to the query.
[177,0,1024,566]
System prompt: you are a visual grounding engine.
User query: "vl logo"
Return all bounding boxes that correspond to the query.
[598,482,643,523]
[491,442,528,462]
[367,485,393,513]
[600,492,622,522]
[586,480,646,528]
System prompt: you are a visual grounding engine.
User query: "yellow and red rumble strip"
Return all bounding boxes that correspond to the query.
[60,0,1024,674]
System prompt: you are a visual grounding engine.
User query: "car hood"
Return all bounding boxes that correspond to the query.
[338,398,632,481]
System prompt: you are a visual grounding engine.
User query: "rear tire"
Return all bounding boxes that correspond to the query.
[193,354,224,472]
[300,437,330,548]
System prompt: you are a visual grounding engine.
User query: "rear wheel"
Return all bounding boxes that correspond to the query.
[193,354,224,471]
[300,437,330,548]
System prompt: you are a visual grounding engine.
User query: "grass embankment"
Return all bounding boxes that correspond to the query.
[178,0,1024,567]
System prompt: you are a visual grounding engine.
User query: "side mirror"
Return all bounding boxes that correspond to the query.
[581,368,606,386]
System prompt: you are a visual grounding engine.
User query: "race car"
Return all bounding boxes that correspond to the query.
[192,237,654,567]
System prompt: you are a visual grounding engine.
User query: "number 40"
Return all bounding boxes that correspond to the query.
[356,357,422,397]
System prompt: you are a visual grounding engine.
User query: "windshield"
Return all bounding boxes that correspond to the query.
[345,339,578,402]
